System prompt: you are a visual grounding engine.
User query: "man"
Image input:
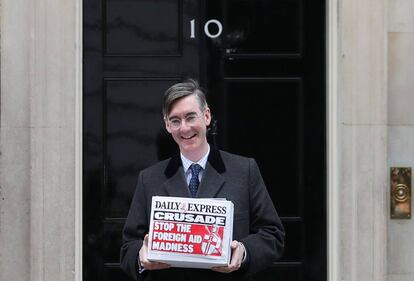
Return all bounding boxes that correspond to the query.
[120,79,285,281]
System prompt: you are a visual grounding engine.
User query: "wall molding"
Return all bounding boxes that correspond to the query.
[75,0,83,280]
[327,0,340,280]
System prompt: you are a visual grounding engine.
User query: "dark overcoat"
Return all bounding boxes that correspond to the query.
[120,149,285,281]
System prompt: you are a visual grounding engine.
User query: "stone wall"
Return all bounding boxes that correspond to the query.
[387,1,414,281]
[338,0,388,280]
[0,0,82,280]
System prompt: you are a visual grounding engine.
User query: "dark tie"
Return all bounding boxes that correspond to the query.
[189,164,202,197]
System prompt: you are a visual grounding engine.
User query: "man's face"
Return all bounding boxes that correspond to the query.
[165,95,211,159]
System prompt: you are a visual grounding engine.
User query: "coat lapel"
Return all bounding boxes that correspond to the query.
[163,154,191,197]
[163,166,192,197]
[196,162,225,198]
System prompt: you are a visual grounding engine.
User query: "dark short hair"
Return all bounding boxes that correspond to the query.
[163,79,208,117]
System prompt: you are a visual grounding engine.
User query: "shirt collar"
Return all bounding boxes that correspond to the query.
[180,145,210,173]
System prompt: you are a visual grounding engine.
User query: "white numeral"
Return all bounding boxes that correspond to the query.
[190,19,223,39]
[190,19,195,38]
[204,19,223,38]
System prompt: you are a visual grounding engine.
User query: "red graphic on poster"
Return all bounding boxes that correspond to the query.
[150,220,225,257]
[201,225,222,255]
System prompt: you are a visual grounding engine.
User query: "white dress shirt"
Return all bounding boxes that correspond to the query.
[180,145,210,185]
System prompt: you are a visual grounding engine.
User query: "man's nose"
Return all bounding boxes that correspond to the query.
[179,119,191,131]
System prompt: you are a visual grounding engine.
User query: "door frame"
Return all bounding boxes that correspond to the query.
[75,0,83,280]
[75,0,339,280]
[326,0,340,280]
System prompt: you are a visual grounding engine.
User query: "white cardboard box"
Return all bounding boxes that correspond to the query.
[147,196,234,269]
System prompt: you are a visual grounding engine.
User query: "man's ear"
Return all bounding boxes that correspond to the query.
[204,107,211,126]
[164,117,172,133]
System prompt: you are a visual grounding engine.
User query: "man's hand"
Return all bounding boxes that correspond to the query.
[211,240,245,273]
[139,234,171,270]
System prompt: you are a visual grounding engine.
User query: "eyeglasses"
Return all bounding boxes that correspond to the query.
[167,112,204,130]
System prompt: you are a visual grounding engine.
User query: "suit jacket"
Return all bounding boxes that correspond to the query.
[120,149,285,281]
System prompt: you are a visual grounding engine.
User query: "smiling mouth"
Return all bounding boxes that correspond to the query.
[181,134,196,140]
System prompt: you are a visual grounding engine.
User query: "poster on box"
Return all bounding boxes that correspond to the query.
[147,196,234,268]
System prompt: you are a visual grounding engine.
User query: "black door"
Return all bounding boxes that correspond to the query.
[83,1,325,281]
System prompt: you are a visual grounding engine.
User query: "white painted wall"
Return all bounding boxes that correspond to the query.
[0,1,31,280]
[0,0,82,281]
[387,1,414,280]
[338,0,388,281]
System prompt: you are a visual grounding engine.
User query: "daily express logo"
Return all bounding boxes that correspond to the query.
[154,200,228,214]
